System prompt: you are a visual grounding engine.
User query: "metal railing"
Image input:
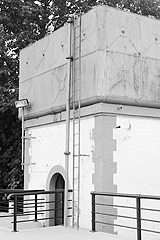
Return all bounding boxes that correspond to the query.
[91,192,160,240]
[0,189,45,214]
[0,189,72,232]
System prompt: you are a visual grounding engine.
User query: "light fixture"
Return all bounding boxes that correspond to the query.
[15,99,30,109]
[15,98,30,171]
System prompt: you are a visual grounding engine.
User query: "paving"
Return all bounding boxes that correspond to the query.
[0,225,126,240]
[0,213,126,240]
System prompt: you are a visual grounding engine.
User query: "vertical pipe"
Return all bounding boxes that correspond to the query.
[35,194,38,222]
[13,195,17,232]
[21,107,25,171]
[77,15,81,230]
[91,193,95,232]
[64,16,73,227]
[72,16,75,228]
[136,196,141,240]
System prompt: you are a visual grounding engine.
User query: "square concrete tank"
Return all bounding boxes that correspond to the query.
[19,6,160,119]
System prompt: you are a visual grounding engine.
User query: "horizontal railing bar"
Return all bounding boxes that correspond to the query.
[95,203,136,210]
[0,206,9,210]
[141,207,160,212]
[16,212,42,217]
[0,189,45,194]
[22,206,44,210]
[22,199,44,202]
[16,206,64,216]
[141,217,160,224]
[20,199,65,207]
[13,215,64,224]
[0,214,13,218]
[141,228,160,234]
[94,211,136,220]
[140,195,160,200]
[94,220,137,230]
[0,200,9,203]
[34,207,63,213]
[10,189,72,197]
[17,209,45,215]
[92,191,160,200]
[91,192,139,198]
[19,202,45,206]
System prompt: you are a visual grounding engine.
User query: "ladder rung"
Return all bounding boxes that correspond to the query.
[73,142,79,145]
[74,46,80,50]
[73,133,79,136]
[73,89,79,92]
[73,120,80,124]
[75,24,80,28]
[75,57,80,60]
[73,124,80,127]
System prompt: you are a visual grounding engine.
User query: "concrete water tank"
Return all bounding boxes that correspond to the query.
[19,5,160,119]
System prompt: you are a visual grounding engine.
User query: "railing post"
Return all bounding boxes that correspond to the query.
[13,195,18,232]
[136,196,141,240]
[35,194,38,222]
[91,193,95,232]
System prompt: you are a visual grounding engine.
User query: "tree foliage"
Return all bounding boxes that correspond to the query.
[0,0,51,189]
[0,0,160,189]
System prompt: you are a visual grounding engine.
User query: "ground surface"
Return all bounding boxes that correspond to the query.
[0,226,126,240]
[0,213,125,240]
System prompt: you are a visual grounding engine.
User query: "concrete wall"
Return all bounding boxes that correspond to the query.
[24,103,160,239]
[113,115,160,240]
[25,116,94,229]
[19,6,160,120]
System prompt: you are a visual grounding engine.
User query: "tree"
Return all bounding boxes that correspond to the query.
[0,0,52,189]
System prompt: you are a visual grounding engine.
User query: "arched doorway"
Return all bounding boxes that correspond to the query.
[55,174,65,225]
[49,173,65,226]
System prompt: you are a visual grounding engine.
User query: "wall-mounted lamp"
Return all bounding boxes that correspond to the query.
[15,99,30,109]
[15,99,30,170]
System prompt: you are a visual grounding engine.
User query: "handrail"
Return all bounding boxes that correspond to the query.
[7,190,45,200]
[7,189,72,200]
[91,191,160,240]
[4,189,73,232]
[0,189,45,194]
[91,191,160,200]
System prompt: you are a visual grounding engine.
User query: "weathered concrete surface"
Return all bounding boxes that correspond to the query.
[19,6,160,120]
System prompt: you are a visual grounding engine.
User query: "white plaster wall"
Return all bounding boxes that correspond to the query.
[113,116,160,240]
[27,116,94,228]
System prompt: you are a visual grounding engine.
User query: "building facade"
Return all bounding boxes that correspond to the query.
[19,6,160,239]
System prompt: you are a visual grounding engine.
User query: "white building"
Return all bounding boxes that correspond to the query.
[19,5,160,239]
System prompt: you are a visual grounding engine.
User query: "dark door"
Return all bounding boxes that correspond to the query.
[55,174,65,225]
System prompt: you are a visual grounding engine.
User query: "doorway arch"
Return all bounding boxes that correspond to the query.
[46,167,66,226]
[54,174,65,225]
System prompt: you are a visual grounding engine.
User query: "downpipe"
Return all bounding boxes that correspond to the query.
[64,16,73,227]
